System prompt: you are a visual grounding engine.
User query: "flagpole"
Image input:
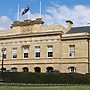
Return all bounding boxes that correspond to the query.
[28,11,31,20]
[28,12,29,20]
[28,3,30,20]
[40,0,41,18]
[17,4,20,21]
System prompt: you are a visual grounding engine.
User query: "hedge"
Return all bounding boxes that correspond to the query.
[0,72,90,84]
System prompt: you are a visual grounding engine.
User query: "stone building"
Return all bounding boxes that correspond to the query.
[0,18,89,74]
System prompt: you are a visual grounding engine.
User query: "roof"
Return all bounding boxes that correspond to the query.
[66,26,90,34]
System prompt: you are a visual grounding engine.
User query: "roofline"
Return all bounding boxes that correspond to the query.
[62,32,89,37]
[61,32,90,40]
[71,25,90,29]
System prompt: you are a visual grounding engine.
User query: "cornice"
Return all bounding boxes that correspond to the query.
[61,34,89,40]
[0,31,63,40]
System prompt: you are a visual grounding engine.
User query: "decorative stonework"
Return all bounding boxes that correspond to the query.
[21,26,32,34]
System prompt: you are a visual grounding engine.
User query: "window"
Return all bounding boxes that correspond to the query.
[12,48,17,59]
[46,67,53,72]
[34,67,41,73]
[1,68,6,72]
[47,46,53,57]
[11,67,17,72]
[69,45,75,58]
[35,46,40,58]
[23,47,29,59]
[68,67,76,73]
[2,48,6,60]
[22,67,29,72]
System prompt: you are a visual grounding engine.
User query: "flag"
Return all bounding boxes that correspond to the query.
[22,4,30,15]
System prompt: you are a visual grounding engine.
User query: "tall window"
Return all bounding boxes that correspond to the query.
[23,47,29,59]
[47,46,53,58]
[2,48,6,60]
[35,46,40,58]
[12,48,17,59]
[69,45,75,58]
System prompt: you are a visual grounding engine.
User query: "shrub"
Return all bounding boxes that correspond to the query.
[1,72,90,84]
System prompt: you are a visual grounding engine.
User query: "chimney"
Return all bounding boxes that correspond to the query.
[66,20,73,31]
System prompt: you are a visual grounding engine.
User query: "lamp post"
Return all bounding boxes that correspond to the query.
[0,48,5,82]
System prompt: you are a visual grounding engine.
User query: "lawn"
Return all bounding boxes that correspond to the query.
[0,88,90,90]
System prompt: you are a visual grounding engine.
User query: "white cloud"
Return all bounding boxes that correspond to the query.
[20,4,90,27]
[43,5,90,27]
[1,4,90,30]
[0,16,12,30]
[20,9,41,21]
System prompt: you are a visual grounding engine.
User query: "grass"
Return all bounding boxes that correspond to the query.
[0,88,90,90]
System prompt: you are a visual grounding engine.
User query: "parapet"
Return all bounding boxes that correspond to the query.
[11,18,44,28]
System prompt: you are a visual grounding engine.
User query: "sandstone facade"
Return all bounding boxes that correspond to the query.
[0,18,89,74]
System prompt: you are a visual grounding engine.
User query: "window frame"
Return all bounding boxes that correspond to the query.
[68,67,76,73]
[12,48,17,59]
[47,45,53,58]
[69,45,75,58]
[2,48,6,60]
[23,47,29,59]
[35,46,40,58]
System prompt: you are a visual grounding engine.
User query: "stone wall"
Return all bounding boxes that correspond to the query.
[0,19,89,74]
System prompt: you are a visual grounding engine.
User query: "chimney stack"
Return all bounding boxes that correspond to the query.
[66,20,73,31]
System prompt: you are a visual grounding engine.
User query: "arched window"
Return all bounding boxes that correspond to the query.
[34,67,41,73]
[11,67,17,72]
[46,67,53,72]
[68,67,76,73]
[1,68,6,72]
[22,67,29,72]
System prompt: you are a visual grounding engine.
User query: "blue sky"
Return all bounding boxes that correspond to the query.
[0,0,90,30]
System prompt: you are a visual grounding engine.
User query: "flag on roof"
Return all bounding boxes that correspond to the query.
[22,4,30,15]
